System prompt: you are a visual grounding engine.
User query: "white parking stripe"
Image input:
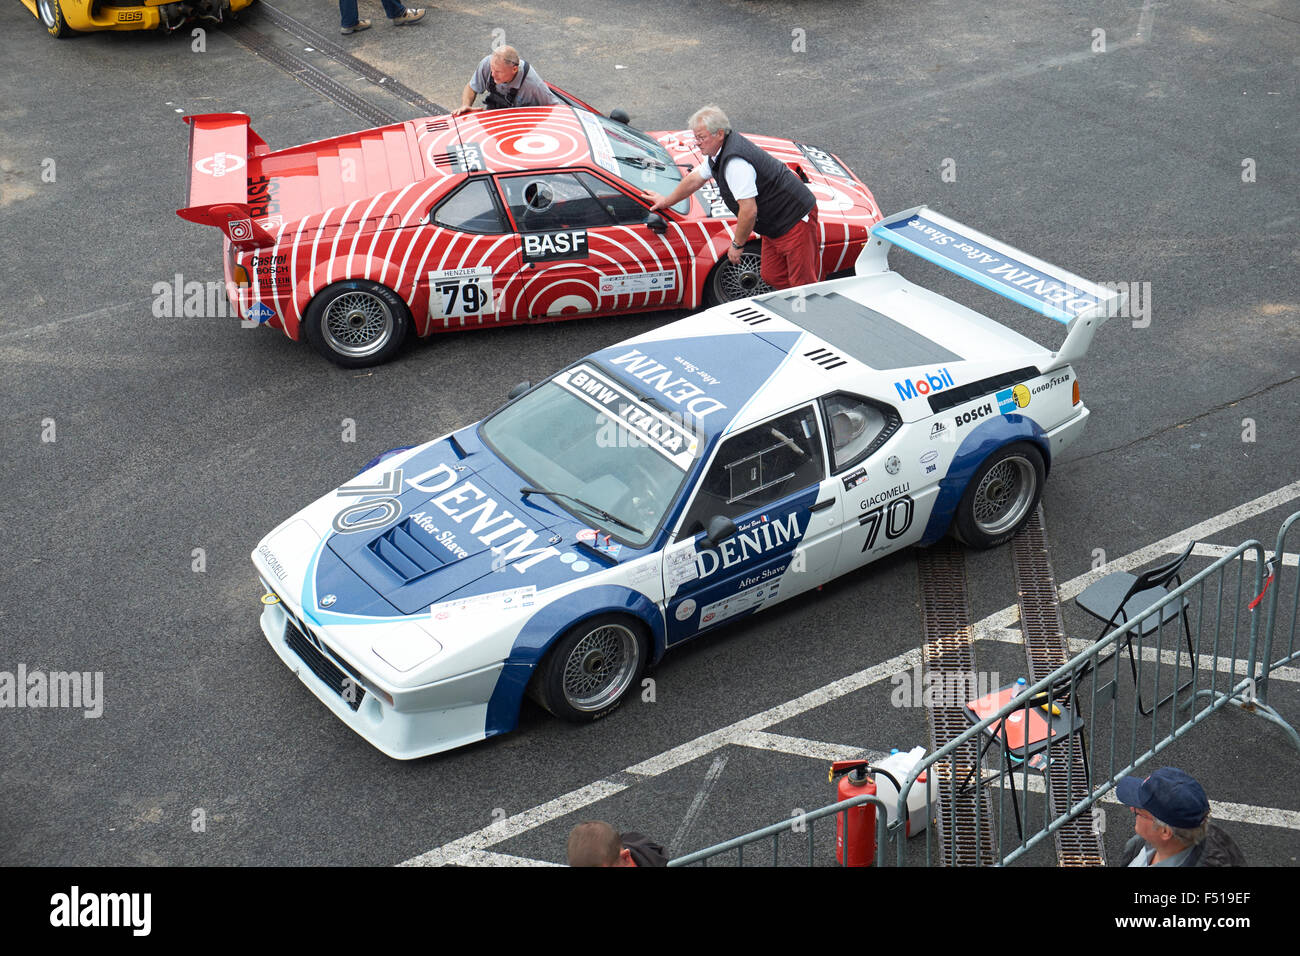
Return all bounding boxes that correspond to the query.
[733,731,874,763]
[1174,543,1299,567]
[400,483,1300,865]
[452,850,564,867]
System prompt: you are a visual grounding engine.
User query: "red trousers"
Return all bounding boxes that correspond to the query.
[760,207,820,290]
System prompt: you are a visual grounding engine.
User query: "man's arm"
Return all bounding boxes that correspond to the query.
[727,198,758,264]
[642,167,707,212]
[452,83,481,116]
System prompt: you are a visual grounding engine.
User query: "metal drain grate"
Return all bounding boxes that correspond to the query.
[1012,506,1105,866]
[917,541,996,866]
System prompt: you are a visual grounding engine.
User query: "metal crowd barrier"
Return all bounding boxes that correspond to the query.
[668,792,894,867]
[673,512,1300,867]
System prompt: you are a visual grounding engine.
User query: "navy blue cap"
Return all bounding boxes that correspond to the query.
[1116,768,1210,829]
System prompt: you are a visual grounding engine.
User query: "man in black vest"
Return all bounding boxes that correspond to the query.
[644,105,820,291]
[453,46,557,115]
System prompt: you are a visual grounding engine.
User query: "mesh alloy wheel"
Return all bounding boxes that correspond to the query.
[560,622,641,713]
[706,246,773,304]
[971,455,1037,537]
[322,291,396,359]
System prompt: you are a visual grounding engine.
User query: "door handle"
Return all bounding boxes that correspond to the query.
[809,497,836,513]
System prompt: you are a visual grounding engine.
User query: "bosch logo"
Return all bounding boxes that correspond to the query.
[954,402,993,427]
[194,152,246,178]
[894,368,954,402]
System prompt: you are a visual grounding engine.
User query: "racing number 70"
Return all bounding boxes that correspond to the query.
[859,495,914,552]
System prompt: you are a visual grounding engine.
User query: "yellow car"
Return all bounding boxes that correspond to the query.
[23,0,255,37]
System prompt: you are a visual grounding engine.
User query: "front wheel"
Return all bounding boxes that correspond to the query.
[302,280,411,368]
[951,442,1045,549]
[703,241,772,306]
[39,0,72,36]
[531,615,648,722]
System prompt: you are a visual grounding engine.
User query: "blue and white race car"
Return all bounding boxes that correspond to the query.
[252,206,1123,759]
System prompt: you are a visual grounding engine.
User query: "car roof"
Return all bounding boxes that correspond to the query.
[591,269,1055,441]
[417,106,611,177]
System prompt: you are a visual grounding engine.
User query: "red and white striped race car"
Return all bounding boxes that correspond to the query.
[177,103,881,366]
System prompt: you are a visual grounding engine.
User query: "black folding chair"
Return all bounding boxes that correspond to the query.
[1074,541,1198,716]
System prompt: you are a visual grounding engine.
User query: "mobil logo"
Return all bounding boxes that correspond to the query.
[894,368,955,402]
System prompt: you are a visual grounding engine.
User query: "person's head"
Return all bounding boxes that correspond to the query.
[688,105,731,157]
[1117,767,1211,852]
[489,46,521,85]
[567,821,635,867]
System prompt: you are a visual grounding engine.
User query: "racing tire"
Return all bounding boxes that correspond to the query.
[951,441,1045,549]
[703,241,773,306]
[39,0,72,36]
[531,615,648,723]
[302,280,411,368]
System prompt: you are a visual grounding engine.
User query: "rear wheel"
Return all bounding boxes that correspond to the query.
[951,442,1045,549]
[302,280,410,368]
[531,615,648,722]
[703,241,772,306]
[39,0,72,36]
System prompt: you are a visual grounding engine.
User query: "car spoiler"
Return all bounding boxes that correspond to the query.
[856,205,1125,371]
[176,113,277,250]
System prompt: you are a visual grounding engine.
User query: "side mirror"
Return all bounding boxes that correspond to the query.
[608,108,631,125]
[701,515,738,550]
[507,381,531,401]
[644,213,668,234]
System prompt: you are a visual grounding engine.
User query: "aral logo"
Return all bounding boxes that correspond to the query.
[522,230,589,262]
[194,152,246,178]
[894,368,955,402]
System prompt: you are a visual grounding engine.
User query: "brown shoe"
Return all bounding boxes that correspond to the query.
[393,7,424,25]
[340,18,371,34]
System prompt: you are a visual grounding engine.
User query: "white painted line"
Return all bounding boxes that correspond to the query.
[401,483,1300,866]
[451,850,564,867]
[1174,543,1299,567]
[667,753,729,858]
[1057,479,1300,603]
[733,731,874,763]
[399,778,626,867]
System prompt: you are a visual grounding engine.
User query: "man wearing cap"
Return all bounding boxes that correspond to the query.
[1115,767,1245,867]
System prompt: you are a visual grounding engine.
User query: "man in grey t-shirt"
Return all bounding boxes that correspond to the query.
[453,46,557,115]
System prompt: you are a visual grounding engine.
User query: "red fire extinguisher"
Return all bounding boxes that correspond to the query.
[830,759,877,866]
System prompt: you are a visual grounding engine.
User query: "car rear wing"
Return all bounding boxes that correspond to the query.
[176,113,277,250]
[856,205,1125,371]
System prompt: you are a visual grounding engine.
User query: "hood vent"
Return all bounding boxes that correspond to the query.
[803,346,848,371]
[731,306,771,326]
[368,519,448,583]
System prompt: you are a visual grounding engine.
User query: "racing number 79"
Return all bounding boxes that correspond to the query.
[859,495,914,552]
[436,279,485,316]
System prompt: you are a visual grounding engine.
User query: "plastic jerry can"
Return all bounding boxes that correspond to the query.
[874,746,931,837]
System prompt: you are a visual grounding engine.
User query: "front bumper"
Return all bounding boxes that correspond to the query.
[258,599,502,760]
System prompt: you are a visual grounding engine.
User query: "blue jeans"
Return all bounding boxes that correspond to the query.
[339,0,406,27]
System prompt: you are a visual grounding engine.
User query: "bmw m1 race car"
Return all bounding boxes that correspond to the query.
[26,0,254,37]
[177,107,879,366]
[251,206,1122,758]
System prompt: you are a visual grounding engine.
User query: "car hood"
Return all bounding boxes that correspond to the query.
[315,439,615,618]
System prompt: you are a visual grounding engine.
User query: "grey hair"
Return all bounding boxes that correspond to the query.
[689,105,731,135]
[1152,813,1211,847]
[492,45,520,66]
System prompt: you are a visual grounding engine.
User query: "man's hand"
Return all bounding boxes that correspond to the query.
[727,243,743,265]
[641,190,668,212]
[452,105,483,117]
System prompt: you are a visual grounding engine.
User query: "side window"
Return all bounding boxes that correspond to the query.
[499,173,616,232]
[682,406,825,533]
[577,172,652,225]
[822,394,898,473]
[432,178,507,233]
